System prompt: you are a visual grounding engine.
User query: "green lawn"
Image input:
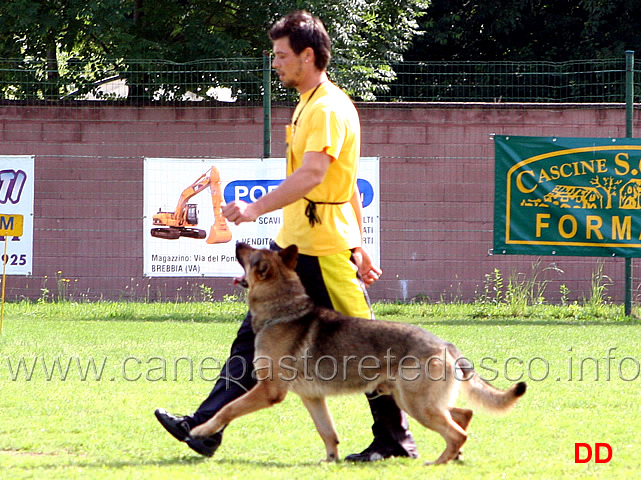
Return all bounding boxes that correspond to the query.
[0,301,638,479]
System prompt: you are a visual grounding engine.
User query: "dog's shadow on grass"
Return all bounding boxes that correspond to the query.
[70,456,319,469]
[105,455,211,468]
[213,458,321,468]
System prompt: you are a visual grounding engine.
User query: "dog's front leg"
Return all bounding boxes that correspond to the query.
[190,379,288,439]
[300,396,340,462]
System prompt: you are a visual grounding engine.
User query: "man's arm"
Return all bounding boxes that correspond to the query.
[223,151,331,224]
[349,183,364,238]
[349,185,382,286]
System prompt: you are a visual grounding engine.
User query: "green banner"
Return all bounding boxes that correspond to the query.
[494,135,641,257]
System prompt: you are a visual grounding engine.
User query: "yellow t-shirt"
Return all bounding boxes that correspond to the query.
[275,81,362,256]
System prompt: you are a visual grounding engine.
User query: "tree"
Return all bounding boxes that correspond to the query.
[407,0,641,62]
[0,0,429,101]
[591,176,622,209]
[314,1,429,99]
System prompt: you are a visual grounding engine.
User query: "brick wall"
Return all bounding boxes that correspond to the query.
[0,101,634,303]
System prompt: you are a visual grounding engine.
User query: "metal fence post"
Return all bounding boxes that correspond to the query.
[625,50,634,316]
[263,51,272,158]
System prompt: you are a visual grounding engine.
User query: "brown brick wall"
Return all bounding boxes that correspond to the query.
[0,101,635,303]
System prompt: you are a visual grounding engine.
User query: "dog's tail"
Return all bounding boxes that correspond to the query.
[453,351,526,413]
[461,375,526,412]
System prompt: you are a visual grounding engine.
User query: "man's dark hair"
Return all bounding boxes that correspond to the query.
[269,11,331,71]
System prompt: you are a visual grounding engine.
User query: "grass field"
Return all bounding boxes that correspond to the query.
[0,301,639,479]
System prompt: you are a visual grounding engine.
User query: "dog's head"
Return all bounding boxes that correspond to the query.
[234,242,299,290]
[234,243,310,329]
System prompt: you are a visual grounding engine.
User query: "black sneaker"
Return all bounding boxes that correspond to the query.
[344,437,419,462]
[154,408,222,458]
[154,408,191,441]
[186,434,222,458]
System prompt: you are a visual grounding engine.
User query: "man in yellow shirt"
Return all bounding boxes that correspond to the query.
[155,10,417,462]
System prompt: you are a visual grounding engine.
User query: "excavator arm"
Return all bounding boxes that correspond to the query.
[151,166,232,244]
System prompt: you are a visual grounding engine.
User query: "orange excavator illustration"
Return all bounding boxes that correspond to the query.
[151,166,232,244]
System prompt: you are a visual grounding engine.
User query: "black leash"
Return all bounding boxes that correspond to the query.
[303,198,348,227]
[292,81,348,227]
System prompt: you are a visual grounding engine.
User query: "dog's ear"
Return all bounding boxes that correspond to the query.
[255,259,270,280]
[279,244,298,270]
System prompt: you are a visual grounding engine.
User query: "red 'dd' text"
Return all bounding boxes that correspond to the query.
[575,443,612,464]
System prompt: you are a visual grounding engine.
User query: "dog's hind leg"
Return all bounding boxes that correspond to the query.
[300,396,340,462]
[449,407,473,461]
[404,403,467,465]
[422,409,467,465]
[450,407,473,431]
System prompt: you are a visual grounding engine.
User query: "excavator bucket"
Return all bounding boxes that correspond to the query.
[206,223,232,244]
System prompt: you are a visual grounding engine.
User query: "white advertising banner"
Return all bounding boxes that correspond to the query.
[0,155,35,275]
[143,157,380,277]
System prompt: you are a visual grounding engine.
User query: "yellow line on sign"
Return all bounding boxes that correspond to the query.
[505,145,641,244]
[0,237,6,334]
[0,214,23,334]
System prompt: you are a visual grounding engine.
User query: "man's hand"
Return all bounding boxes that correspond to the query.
[223,200,259,225]
[222,151,330,226]
[352,246,382,286]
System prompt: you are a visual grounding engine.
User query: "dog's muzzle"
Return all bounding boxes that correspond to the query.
[233,275,248,288]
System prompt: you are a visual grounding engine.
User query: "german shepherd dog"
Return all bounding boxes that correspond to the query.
[190,243,526,465]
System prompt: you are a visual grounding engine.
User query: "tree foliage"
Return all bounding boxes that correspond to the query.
[4,0,639,102]
[408,0,641,61]
[0,0,429,101]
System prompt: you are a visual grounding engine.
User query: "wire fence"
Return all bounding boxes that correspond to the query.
[1,57,638,103]
[384,58,632,103]
[1,56,641,308]
[0,58,267,103]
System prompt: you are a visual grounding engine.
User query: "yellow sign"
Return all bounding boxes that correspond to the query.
[0,214,24,237]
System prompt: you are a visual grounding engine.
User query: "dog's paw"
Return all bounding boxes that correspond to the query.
[319,456,339,464]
